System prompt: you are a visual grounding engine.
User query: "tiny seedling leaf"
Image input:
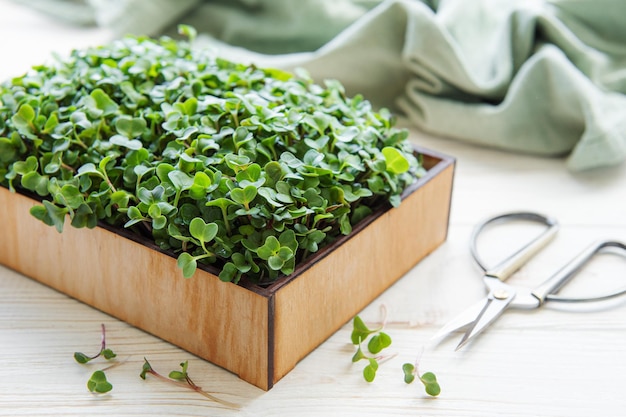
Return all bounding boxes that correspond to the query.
[87,370,113,394]
[402,363,416,384]
[363,358,379,383]
[350,316,374,345]
[74,352,91,364]
[102,348,117,360]
[382,146,410,175]
[177,252,197,278]
[420,372,441,397]
[367,331,392,354]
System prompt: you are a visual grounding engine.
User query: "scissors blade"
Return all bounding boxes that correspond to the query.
[455,286,516,351]
[430,299,490,343]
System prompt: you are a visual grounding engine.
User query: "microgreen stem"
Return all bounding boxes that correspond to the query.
[379,304,388,328]
[141,359,239,409]
[173,189,182,208]
[74,323,117,364]
[102,171,117,194]
[61,161,76,173]
[220,206,231,235]
[72,131,89,150]
[100,356,129,372]
[376,352,398,365]
[402,347,441,397]
[232,103,240,128]
[198,244,214,259]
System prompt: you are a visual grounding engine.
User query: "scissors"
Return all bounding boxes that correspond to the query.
[433,211,626,351]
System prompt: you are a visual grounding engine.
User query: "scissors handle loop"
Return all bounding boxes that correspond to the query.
[541,240,626,303]
[470,212,559,281]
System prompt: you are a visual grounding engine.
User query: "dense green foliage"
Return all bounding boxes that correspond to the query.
[0,26,422,283]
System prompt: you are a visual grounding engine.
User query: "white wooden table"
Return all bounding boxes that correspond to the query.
[1,2,625,416]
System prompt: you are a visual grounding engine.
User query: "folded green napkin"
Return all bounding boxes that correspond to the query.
[14,0,626,170]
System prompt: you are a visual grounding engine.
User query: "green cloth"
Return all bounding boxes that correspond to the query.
[14,0,626,170]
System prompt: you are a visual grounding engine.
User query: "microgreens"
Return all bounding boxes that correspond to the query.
[74,324,118,394]
[402,363,441,397]
[74,323,117,364]
[349,311,442,396]
[140,358,239,408]
[350,315,394,382]
[87,370,114,394]
[0,25,424,283]
[402,350,441,397]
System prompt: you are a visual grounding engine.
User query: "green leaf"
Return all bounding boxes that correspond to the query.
[168,361,189,380]
[148,204,161,219]
[115,115,147,138]
[21,171,48,196]
[152,215,167,229]
[206,197,235,211]
[58,184,83,209]
[351,345,366,363]
[420,372,441,397]
[110,134,143,150]
[189,171,213,200]
[350,316,373,345]
[41,200,68,233]
[257,187,283,207]
[11,104,35,132]
[13,155,38,175]
[156,163,175,184]
[363,358,378,383]
[74,352,91,364]
[110,190,132,208]
[402,363,416,384]
[339,213,352,235]
[382,146,410,174]
[178,24,197,42]
[17,103,35,122]
[168,370,186,381]
[140,358,153,380]
[230,185,257,205]
[264,161,284,184]
[278,229,298,252]
[336,126,359,143]
[168,170,194,191]
[257,235,280,260]
[177,252,197,278]
[98,155,114,173]
[88,88,119,117]
[236,163,264,188]
[280,256,295,275]
[87,370,113,394]
[0,137,17,162]
[102,348,117,360]
[189,217,218,243]
[71,203,97,229]
[267,255,285,270]
[367,331,392,354]
[76,163,101,178]
[224,153,250,172]
[277,246,293,261]
[219,262,239,282]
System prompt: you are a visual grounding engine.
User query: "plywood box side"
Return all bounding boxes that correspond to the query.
[0,186,271,389]
[271,161,454,382]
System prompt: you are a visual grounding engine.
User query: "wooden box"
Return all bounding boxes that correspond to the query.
[0,147,454,390]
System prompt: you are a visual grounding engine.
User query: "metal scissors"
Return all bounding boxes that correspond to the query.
[433,211,626,350]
